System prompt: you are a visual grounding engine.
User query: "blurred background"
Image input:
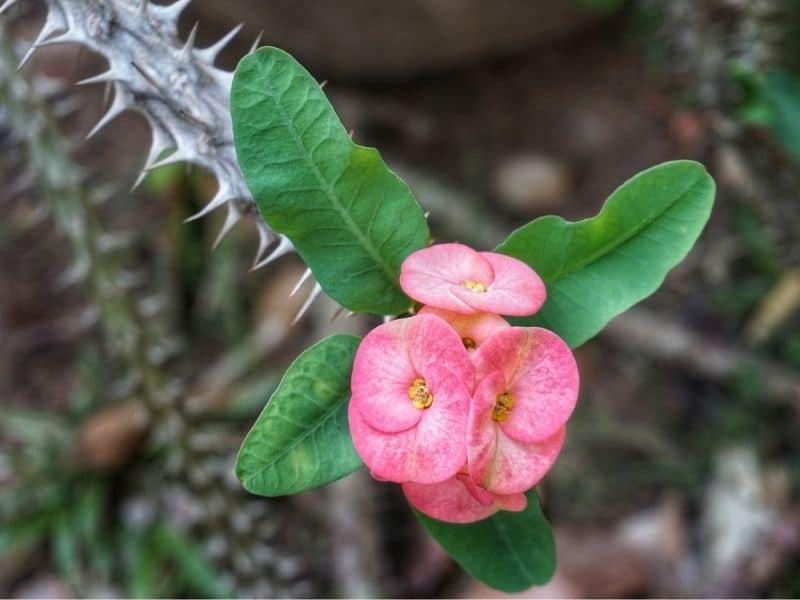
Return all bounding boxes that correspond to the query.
[1,0,799,597]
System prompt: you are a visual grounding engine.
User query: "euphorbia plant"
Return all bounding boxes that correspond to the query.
[231,47,715,592]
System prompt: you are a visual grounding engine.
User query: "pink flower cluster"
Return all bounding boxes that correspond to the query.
[348,243,579,523]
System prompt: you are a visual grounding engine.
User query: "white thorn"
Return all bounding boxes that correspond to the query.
[423,211,430,220]
[197,23,243,64]
[0,0,18,15]
[85,94,127,139]
[17,10,66,69]
[180,21,199,60]
[348,129,355,139]
[250,236,293,270]
[75,70,116,87]
[132,123,175,190]
[151,0,192,24]
[253,222,276,265]
[213,204,242,249]
[320,80,328,89]
[292,283,322,325]
[249,31,264,54]
[145,147,190,172]
[290,268,313,297]
[185,189,231,222]
[330,304,347,322]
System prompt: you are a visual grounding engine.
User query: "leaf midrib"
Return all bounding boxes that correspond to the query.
[544,171,706,283]
[243,387,351,490]
[253,66,398,286]
[490,515,538,584]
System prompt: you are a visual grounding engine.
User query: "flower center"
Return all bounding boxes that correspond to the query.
[492,391,514,422]
[408,377,433,409]
[463,280,487,293]
[462,336,477,350]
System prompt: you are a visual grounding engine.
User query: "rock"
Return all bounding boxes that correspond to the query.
[189,1,605,79]
[493,154,572,215]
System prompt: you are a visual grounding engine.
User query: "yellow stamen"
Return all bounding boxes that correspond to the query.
[463,280,487,293]
[462,337,477,350]
[492,391,514,422]
[408,377,433,409]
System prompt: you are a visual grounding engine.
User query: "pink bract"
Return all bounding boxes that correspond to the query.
[399,243,546,316]
[349,313,474,484]
[468,327,579,495]
[418,306,509,353]
[402,470,527,523]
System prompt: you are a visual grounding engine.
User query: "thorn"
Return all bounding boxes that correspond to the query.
[75,70,116,86]
[290,268,313,297]
[253,222,276,265]
[17,9,68,70]
[320,80,328,89]
[423,211,430,220]
[197,23,243,64]
[292,283,322,325]
[132,122,175,190]
[348,129,355,140]
[213,204,241,249]
[250,236,294,270]
[330,304,346,322]
[180,21,199,60]
[249,30,264,54]
[86,94,127,139]
[145,147,190,172]
[0,0,18,15]
[151,0,192,26]
[185,188,231,222]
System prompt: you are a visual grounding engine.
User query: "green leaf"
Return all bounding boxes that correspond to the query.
[497,160,715,347]
[237,334,363,496]
[232,47,430,315]
[416,490,555,592]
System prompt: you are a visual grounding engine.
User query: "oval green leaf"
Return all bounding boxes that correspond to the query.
[416,490,556,592]
[236,334,363,496]
[497,160,715,347]
[232,47,430,315]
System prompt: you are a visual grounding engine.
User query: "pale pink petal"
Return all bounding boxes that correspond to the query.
[466,370,505,484]
[473,327,579,443]
[348,402,465,484]
[419,307,510,352]
[403,472,527,523]
[494,491,528,512]
[351,318,423,433]
[480,252,546,316]
[406,314,475,398]
[400,243,494,313]
[478,426,566,495]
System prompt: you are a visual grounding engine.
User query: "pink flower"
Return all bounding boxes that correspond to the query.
[467,327,579,495]
[399,243,546,316]
[418,306,509,353]
[349,313,474,484]
[402,470,527,523]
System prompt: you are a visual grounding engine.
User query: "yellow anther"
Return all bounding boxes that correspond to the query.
[462,337,477,350]
[408,377,433,409]
[492,391,514,422]
[463,280,487,293]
